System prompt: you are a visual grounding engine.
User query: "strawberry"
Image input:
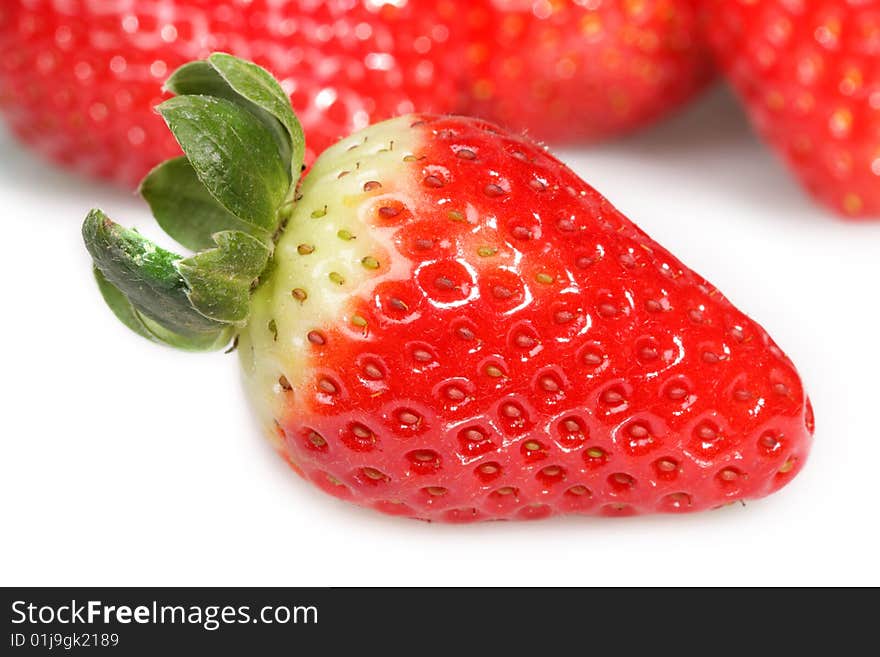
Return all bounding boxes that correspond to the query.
[704,0,880,219]
[0,0,459,187]
[461,0,715,143]
[83,54,813,521]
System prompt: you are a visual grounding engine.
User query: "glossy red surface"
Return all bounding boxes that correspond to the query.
[0,0,460,185]
[462,0,714,143]
[705,0,880,219]
[277,115,814,521]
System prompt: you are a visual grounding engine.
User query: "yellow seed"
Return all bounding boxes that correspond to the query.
[448,210,466,222]
[477,246,497,257]
[524,441,541,451]
[535,272,554,284]
[586,447,605,459]
[329,272,345,285]
[765,90,785,111]
[297,243,315,255]
[361,256,380,270]
[472,78,493,100]
[485,365,504,378]
[337,229,354,240]
[352,424,372,438]
[581,13,603,36]
[843,193,863,214]
[829,108,853,137]
[840,67,863,95]
[311,206,327,219]
[351,314,368,328]
[291,288,308,302]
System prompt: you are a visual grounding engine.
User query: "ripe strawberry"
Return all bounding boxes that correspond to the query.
[461,0,715,143]
[0,0,459,187]
[704,0,880,219]
[83,54,813,521]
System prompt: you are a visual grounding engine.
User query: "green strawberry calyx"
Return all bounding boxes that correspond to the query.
[82,53,305,351]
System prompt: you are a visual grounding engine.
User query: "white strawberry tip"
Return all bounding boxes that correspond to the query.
[239,115,422,437]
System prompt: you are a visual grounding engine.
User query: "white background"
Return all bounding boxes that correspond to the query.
[2,87,878,587]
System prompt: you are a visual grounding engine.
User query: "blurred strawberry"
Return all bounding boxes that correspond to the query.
[704,0,880,219]
[461,0,715,143]
[0,0,459,186]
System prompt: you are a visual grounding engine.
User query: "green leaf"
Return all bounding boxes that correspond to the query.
[157,95,289,234]
[164,60,230,97]
[207,53,305,182]
[83,209,233,351]
[136,313,234,352]
[164,60,294,173]
[94,267,233,351]
[177,230,269,324]
[140,156,269,251]
[164,55,305,183]
[84,54,308,353]
[93,267,164,344]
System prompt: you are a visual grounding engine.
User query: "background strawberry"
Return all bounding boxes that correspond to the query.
[461,0,715,143]
[704,0,880,219]
[0,0,459,186]
[83,54,814,521]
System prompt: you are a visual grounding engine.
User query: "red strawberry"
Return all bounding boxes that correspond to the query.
[704,0,880,219]
[0,0,459,187]
[461,0,715,143]
[83,54,813,521]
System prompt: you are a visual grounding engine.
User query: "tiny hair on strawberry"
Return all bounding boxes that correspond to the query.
[83,54,815,522]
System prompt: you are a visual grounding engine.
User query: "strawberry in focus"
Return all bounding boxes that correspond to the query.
[0,0,459,186]
[462,0,715,143]
[704,0,880,219]
[83,54,814,521]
